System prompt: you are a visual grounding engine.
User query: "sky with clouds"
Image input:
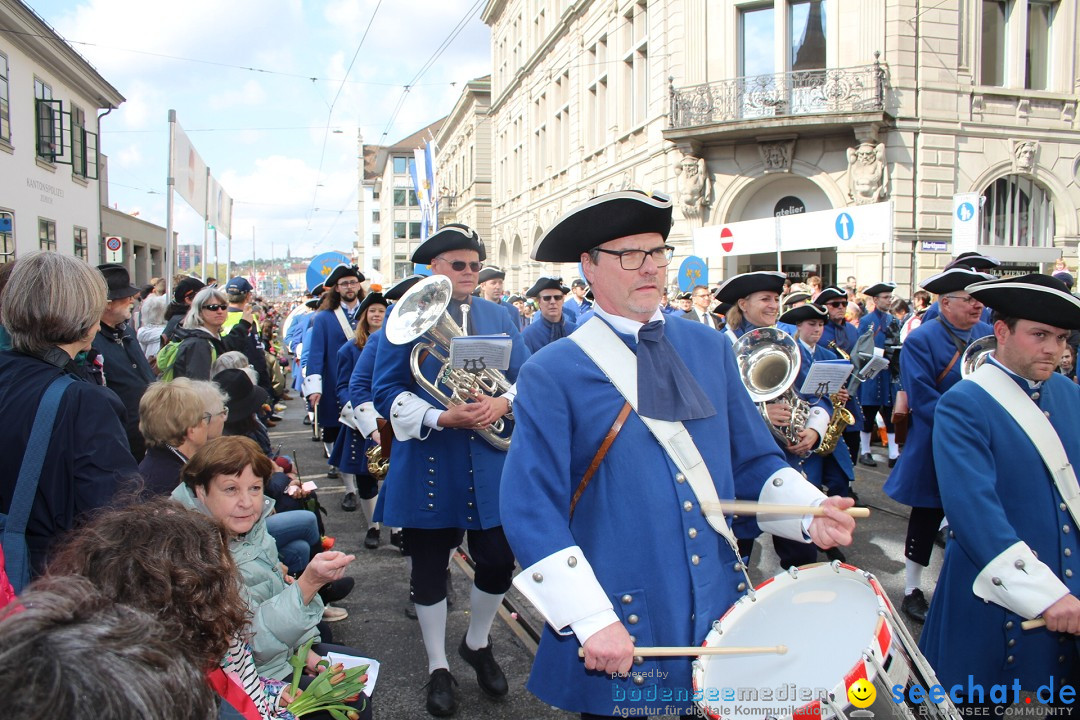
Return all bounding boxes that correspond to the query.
[27,0,491,263]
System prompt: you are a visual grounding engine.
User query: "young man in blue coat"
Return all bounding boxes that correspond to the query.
[372,224,529,717]
[477,266,523,330]
[500,191,856,718]
[882,267,994,623]
[922,273,1080,701]
[856,282,902,467]
[815,286,863,467]
[521,276,576,353]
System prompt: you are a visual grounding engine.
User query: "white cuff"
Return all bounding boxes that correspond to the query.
[302,373,323,396]
[806,406,830,449]
[338,401,358,431]
[755,467,827,542]
[294,342,303,360]
[973,541,1071,619]
[389,391,436,441]
[500,382,518,405]
[355,401,380,438]
[423,408,445,430]
[513,546,613,637]
[570,609,623,646]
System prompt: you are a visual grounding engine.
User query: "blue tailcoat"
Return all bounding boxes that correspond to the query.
[328,341,369,475]
[306,308,359,430]
[521,315,577,353]
[922,368,1080,689]
[501,317,792,715]
[883,318,992,508]
[795,342,855,493]
[348,329,382,410]
[820,319,863,426]
[287,313,314,392]
[372,297,529,530]
[857,308,898,406]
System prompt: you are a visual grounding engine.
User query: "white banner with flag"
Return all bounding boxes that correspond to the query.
[170,120,208,217]
[208,175,234,238]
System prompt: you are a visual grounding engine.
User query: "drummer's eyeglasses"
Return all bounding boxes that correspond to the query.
[942,294,982,306]
[539,294,564,303]
[434,257,483,272]
[825,301,847,308]
[203,304,228,312]
[593,245,674,270]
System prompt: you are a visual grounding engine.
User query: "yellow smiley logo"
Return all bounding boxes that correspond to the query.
[847,678,876,708]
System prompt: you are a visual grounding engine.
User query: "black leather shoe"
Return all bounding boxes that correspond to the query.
[888,457,898,468]
[318,576,355,605]
[824,546,846,563]
[364,526,380,549]
[935,526,949,549]
[859,453,878,467]
[424,668,458,717]
[303,415,312,426]
[341,492,358,512]
[901,588,929,623]
[458,635,509,697]
[327,467,340,479]
[404,603,417,620]
[390,530,403,549]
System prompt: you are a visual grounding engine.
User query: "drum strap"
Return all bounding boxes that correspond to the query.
[570,401,631,519]
[570,318,739,547]
[968,363,1080,530]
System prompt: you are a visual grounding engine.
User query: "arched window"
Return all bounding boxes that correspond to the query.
[980,175,1055,247]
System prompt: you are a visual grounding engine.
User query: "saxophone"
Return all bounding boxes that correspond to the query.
[815,341,856,456]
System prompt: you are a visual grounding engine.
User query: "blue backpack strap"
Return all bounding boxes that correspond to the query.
[3,373,75,592]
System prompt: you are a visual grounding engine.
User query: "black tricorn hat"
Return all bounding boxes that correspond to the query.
[714,271,787,304]
[778,303,829,325]
[526,276,569,298]
[324,264,364,288]
[411,224,486,264]
[477,266,506,283]
[946,252,1001,273]
[357,292,388,317]
[967,274,1080,330]
[863,282,897,298]
[97,263,140,301]
[782,291,812,308]
[532,190,673,263]
[920,268,996,295]
[815,287,847,305]
[385,274,425,302]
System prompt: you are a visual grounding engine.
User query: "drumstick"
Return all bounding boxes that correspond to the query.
[1022,618,1046,630]
[577,645,787,658]
[701,501,870,518]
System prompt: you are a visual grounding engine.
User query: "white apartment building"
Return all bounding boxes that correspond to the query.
[482,0,1080,294]
[0,0,124,265]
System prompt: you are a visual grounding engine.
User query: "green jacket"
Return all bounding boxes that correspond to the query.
[171,484,323,680]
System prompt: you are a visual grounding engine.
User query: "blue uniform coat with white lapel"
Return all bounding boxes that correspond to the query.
[883,317,992,508]
[329,341,369,475]
[348,329,382,410]
[857,308,898,406]
[922,368,1080,689]
[501,316,794,715]
[521,315,577,353]
[820,319,863,426]
[306,308,358,430]
[372,297,529,530]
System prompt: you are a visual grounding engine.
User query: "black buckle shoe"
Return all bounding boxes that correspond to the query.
[859,453,878,467]
[327,467,340,479]
[364,526,380,549]
[424,668,458,717]
[341,492,358,512]
[404,602,418,620]
[901,588,929,623]
[458,635,509,697]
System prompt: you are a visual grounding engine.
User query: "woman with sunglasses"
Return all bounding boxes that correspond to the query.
[170,286,256,380]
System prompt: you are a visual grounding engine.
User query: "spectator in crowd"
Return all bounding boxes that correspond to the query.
[138,378,222,497]
[0,575,217,720]
[93,263,157,461]
[900,289,932,342]
[0,252,138,578]
[223,277,276,405]
[1060,343,1078,383]
[137,292,169,360]
[891,296,911,326]
[807,273,823,299]
[170,286,256,380]
[172,436,369,717]
[162,275,206,344]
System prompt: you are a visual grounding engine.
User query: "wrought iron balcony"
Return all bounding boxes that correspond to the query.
[668,59,887,130]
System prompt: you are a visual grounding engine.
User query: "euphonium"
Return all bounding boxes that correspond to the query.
[733,327,810,447]
[366,445,389,480]
[961,334,996,377]
[384,275,514,451]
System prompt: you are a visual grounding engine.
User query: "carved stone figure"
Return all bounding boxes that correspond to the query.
[760,140,794,173]
[846,142,888,205]
[1012,140,1038,173]
[674,154,711,219]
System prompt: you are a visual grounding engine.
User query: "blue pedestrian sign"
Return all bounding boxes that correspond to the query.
[678,256,708,292]
[0,213,11,234]
[956,202,975,222]
[835,212,855,241]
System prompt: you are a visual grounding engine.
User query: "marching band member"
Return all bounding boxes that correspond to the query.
[675,291,692,313]
[372,224,529,717]
[922,273,1080,697]
[818,286,863,467]
[477,266,523,330]
[775,286,811,338]
[716,270,832,570]
[856,282,901,468]
[883,267,994,623]
[500,190,854,718]
[563,278,593,323]
[922,251,1000,326]
[521,277,577,353]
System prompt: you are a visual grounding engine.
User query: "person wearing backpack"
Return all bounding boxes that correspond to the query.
[0,253,138,589]
[163,286,255,381]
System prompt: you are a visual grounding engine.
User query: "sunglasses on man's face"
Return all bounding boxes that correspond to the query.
[539,294,563,303]
[203,304,228,312]
[825,301,846,308]
[438,260,482,272]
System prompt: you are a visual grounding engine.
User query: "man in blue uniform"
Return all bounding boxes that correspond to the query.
[522,276,576,353]
[501,191,855,718]
[856,282,901,467]
[922,273,1080,700]
[882,267,994,623]
[563,278,592,323]
[922,252,1000,326]
[477,266,523,330]
[816,286,863,467]
[372,224,529,717]
[303,265,365,491]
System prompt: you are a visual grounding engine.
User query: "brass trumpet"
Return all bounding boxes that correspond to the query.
[383,275,514,451]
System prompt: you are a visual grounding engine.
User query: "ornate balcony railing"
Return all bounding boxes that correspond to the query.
[669,58,887,130]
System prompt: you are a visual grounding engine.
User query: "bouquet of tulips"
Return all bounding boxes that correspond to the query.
[285,638,369,719]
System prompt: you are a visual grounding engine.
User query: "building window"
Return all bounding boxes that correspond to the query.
[982,0,1008,86]
[372,232,380,247]
[392,156,415,175]
[372,210,380,223]
[393,189,408,207]
[394,222,407,239]
[981,175,1055,248]
[586,37,608,150]
[371,258,380,272]
[621,0,648,127]
[38,218,56,251]
[73,226,88,260]
[740,4,775,77]
[1026,1,1055,90]
[0,210,13,264]
[409,221,422,239]
[790,1,826,71]
[0,52,10,143]
[72,105,87,178]
[982,0,1058,89]
[34,78,58,160]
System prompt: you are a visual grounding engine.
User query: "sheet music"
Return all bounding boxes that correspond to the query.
[325,653,380,696]
[856,349,890,382]
[798,360,854,396]
[449,335,512,372]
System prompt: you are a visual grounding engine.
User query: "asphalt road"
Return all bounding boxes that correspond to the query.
[272,395,939,719]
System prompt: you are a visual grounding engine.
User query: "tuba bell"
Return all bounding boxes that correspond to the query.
[961,334,996,377]
[384,275,514,451]
[733,327,811,448]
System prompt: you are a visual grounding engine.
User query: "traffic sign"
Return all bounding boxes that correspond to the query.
[834,213,855,241]
[952,193,980,256]
[720,227,734,252]
[105,236,123,263]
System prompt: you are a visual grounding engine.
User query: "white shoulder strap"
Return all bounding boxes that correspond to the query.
[569,317,737,545]
[334,307,356,342]
[967,362,1080,528]
[723,326,738,346]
